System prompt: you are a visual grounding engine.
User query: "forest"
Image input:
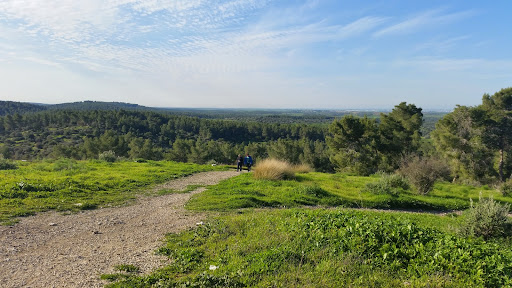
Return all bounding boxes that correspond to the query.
[0,87,510,185]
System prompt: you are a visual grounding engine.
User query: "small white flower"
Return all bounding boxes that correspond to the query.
[209,265,218,271]
[196,221,204,226]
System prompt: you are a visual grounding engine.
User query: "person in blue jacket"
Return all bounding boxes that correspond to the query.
[244,153,253,171]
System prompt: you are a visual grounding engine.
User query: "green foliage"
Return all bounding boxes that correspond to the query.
[114,264,140,273]
[363,173,410,196]
[459,195,511,239]
[500,179,512,196]
[0,160,220,223]
[157,185,204,195]
[379,102,423,171]
[98,150,117,162]
[399,156,451,195]
[106,209,512,287]
[0,158,18,170]
[187,172,505,212]
[327,115,379,176]
[432,88,512,183]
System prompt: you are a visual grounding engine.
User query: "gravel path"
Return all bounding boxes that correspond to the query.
[0,170,240,288]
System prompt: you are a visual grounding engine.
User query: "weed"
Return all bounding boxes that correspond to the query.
[114,264,140,273]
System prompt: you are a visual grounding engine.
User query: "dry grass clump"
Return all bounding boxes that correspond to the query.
[292,163,313,174]
[253,158,295,180]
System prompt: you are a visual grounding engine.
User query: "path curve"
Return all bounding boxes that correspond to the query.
[0,170,240,288]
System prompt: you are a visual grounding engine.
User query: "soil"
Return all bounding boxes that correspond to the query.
[0,170,240,288]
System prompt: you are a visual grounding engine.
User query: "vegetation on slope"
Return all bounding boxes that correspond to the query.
[186,172,506,212]
[0,159,221,224]
[103,209,512,287]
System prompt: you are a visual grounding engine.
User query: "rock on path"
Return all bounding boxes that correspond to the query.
[0,170,240,288]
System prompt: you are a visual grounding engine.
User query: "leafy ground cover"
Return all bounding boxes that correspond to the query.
[186,172,506,212]
[104,209,512,287]
[0,159,222,224]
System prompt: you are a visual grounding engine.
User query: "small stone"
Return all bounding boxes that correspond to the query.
[49,223,57,226]
[92,230,101,234]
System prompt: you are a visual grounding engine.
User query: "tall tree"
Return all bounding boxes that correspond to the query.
[478,87,512,181]
[327,115,379,175]
[431,105,495,182]
[379,102,423,170]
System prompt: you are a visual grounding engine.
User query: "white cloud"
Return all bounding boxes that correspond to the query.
[374,9,473,37]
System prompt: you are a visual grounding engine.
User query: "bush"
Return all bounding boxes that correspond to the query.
[499,179,512,196]
[0,159,18,170]
[398,156,451,195]
[363,173,409,196]
[459,195,510,239]
[99,151,117,163]
[253,158,295,180]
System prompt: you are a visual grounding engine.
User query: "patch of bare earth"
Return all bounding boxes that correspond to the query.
[0,170,240,288]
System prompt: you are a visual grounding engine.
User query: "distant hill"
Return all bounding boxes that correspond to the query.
[0,101,48,116]
[47,101,151,111]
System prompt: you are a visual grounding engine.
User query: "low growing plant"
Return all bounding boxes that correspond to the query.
[500,178,512,197]
[99,151,118,163]
[459,194,511,239]
[0,159,18,170]
[292,163,313,174]
[362,173,409,196]
[105,209,512,287]
[253,158,295,180]
[399,156,451,195]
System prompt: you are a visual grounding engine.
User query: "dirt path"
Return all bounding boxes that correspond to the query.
[0,170,240,288]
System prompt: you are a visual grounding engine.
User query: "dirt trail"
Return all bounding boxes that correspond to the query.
[0,170,240,288]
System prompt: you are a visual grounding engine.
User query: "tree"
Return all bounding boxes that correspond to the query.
[431,105,495,182]
[478,88,512,181]
[327,115,379,175]
[379,102,423,170]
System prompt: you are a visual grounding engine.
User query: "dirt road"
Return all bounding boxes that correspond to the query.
[0,170,239,288]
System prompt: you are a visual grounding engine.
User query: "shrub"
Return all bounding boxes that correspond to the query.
[292,163,313,174]
[459,195,510,239]
[398,156,451,195]
[253,158,295,180]
[499,179,512,196]
[0,159,18,170]
[363,173,409,196]
[99,151,117,163]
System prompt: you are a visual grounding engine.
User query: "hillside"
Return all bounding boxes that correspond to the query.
[0,101,47,116]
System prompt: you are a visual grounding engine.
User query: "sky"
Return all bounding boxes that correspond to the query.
[0,0,511,110]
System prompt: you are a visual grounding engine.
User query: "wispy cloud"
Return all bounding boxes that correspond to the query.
[374,9,473,37]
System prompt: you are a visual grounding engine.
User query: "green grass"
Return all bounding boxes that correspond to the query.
[0,159,223,224]
[186,172,507,212]
[156,184,205,195]
[104,209,512,287]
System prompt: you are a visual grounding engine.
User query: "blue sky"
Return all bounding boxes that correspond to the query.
[0,0,510,110]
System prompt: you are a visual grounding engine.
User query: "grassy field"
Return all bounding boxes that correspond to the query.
[186,172,504,212]
[0,159,222,224]
[103,209,512,287]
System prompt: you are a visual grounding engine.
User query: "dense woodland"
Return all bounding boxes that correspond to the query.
[1,88,510,184]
